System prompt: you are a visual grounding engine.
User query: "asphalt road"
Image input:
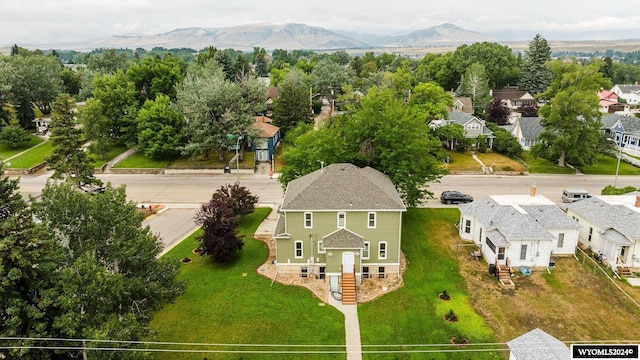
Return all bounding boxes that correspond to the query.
[14,171,640,250]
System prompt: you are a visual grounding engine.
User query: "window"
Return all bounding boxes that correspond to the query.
[294,241,303,258]
[319,266,326,280]
[362,242,370,260]
[368,212,376,228]
[486,237,496,253]
[300,267,308,278]
[464,219,471,234]
[304,212,312,229]
[588,227,593,242]
[558,233,565,248]
[317,240,325,254]
[378,242,387,260]
[337,212,346,228]
[378,266,386,278]
[497,247,505,260]
[467,123,480,130]
[520,244,527,261]
[362,266,370,279]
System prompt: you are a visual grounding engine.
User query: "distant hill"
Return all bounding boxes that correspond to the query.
[92,23,369,51]
[380,23,495,47]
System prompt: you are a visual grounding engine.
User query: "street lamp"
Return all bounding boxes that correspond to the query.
[235,136,243,184]
[608,138,622,188]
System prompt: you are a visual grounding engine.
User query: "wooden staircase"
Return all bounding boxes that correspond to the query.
[495,258,514,286]
[341,272,357,305]
[618,266,633,277]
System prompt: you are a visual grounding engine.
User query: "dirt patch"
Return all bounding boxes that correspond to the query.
[255,236,406,304]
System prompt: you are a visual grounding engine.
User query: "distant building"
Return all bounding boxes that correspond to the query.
[611,83,640,105]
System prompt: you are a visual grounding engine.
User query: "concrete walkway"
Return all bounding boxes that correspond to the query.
[471,152,491,174]
[328,295,362,360]
[102,148,136,173]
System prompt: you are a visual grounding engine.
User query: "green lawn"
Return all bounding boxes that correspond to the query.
[358,209,498,360]
[0,135,45,160]
[5,140,53,169]
[169,151,255,169]
[581,154,640,175]
[115,151,170,168]
[149,208,345,360]
[88,145,128,169]
[519,151,573,174]
[445,151,481,172]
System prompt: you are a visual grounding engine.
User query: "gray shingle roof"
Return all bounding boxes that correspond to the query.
[460,197,577,242]
[564,197,640,239]
[614,83,640,94]
[603,229,633,246]
[448,111,477,125]
[519,117,544,140]
[323,228,365,248]
[281,163,406,211]
[273,215,289,238]
[507,328,569,360]
[601,114,640,135]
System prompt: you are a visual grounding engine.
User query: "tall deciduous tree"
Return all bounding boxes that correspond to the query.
[46,94,97,185]
[519,34,552,94]
[7,54,63,127]
[194,197,244,263]
[137,94,186,159]
[78,98,112,160]
[452,42,520,89]
[86,49,130,74]
[273,69,311,135]
[311,59,354,105]
[532,60,611,167]
[91,70,139,146]
[177,60,265,162]
[126,54,185,105]
[461,63,492,115]
[280,86,444,207]
[408,82,453,121]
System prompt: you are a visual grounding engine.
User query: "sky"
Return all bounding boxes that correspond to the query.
[2,0,640,46]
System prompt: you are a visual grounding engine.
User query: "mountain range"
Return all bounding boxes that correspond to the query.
[72,23,496,51]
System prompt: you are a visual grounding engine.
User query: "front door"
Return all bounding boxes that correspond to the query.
[342,252,355,273]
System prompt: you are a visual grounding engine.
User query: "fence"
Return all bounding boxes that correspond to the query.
[575,247,640,312]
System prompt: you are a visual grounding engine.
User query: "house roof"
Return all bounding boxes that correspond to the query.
[601,114,640,136]
[602,229,633,246]
[447,111,478,125]
[452,97,473,113]
[598,90,618,100]
[323,228,365,248]
[613,83,640,94]
[281,163,406,211]
[273,215,289,239]
[492,86,533,100]
[254,116,280,138]
[507,328,569,360]
[519,117,544,140]
[460,197,575,242]
[564,197,640,239]
[265,86,279,99]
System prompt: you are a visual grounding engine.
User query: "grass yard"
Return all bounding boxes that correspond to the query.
[88,145,128,169]
[115,151,171,168]
[476,152,527,173]
[4,140,52,169]
[519,151,573,174]
[582,154,640,175]
[445,151,482,172]
[169,151,255,169]
[149,208,345,360]
[0,135,45,160]
[358,209,499,360]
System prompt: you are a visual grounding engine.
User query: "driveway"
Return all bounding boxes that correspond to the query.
[143,206,199,255]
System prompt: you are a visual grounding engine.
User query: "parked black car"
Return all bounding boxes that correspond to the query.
[440,191,473,204]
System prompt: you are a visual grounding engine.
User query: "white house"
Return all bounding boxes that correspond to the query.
[563,195,640,274]
[601,113,640,156]
[459,190,581,270]
[506,116,544,150]
[430,111,495,148]
[611,83,640,105]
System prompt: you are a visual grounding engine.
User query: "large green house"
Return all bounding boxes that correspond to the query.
[274,163,406,299]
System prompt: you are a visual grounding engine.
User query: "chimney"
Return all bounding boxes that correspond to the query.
[530,185,537,197]
[635,195,640,208]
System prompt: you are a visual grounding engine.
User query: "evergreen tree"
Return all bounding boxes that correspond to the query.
[46,94,98,185]
[519,34,552,94]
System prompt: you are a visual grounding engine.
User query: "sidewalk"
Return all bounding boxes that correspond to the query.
[102,148,136,173]
[328,295,362,360]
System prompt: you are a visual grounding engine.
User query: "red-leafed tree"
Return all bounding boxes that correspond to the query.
[211,183,259,217]
[194,198,244,263]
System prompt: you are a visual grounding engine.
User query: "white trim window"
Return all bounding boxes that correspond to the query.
[304,212,313,229]
[337,212,346,228]
[317,240,325,254]
[362,241,370,260]
[294,241,303,258]
[368,212,376,228]
[558,233,565,248]
[378,241,387,260]
[467,122,480,130]
[464,219,471,234]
